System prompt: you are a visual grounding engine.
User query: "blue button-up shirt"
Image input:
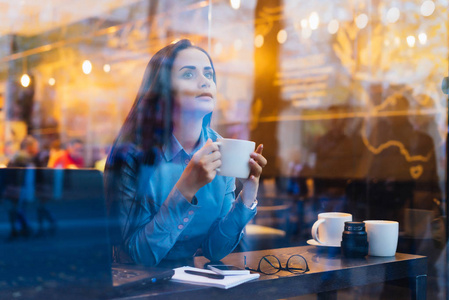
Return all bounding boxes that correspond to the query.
[111,127,256,266]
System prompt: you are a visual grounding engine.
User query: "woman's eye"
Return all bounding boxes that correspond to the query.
[182,72,194,79]
[205,72,213,79]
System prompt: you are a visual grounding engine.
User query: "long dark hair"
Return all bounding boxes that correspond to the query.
[112,39,216,163]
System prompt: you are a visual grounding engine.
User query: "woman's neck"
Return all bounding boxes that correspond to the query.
[172,113,204,154]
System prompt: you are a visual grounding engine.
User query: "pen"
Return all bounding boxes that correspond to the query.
[184,270,225,279]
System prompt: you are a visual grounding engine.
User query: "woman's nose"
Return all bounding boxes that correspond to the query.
[198,75,210,88]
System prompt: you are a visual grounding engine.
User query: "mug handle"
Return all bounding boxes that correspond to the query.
[311,219,325,244]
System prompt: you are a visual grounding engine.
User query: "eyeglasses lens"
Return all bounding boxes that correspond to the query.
[287,255,307,273]
[259,255,281,274]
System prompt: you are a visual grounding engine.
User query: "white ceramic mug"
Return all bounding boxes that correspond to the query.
[215,138,255,178]
[364,220,399,257]
[311,212,352,246]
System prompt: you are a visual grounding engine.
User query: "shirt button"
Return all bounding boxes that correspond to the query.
[183,217,189,223]
[178,225,184,230]
[184,159,190,164]
[184,235,189,239]
[188,210,194,215]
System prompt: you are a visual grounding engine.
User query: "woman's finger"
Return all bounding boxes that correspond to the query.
[194,139,219,159]
[249,158,263,177]
[203,149,221,163]
[210,159,222,171]
[250,152,267,168]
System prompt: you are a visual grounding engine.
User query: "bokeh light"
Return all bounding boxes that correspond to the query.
[230,0,240,10]
[386,7,400,23]
[407,35,416,47]
[277,29,287,44]
[355,14,368,29]
[328,19,339,34]
[82,60,92,74]
[309,12,319,30]
[21,74,30,87]
[421,0,435,17]
[254,34,264,48]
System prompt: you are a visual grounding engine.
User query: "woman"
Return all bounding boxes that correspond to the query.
[105,39,267,266]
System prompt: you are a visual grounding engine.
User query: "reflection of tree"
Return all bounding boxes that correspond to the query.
[333,6,446,104]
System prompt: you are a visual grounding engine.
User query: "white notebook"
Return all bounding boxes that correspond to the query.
[171,266,260,289]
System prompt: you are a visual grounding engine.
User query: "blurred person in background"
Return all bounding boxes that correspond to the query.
[48,138,84,169]
[46,139,64,167]
[7,135,44,168]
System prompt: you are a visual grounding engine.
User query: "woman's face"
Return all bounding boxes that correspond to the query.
[171,48,216,117]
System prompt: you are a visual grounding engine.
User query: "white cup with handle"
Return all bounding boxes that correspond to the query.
[311,212,352,246]
[364,220,399,256]
[215,138,256,178]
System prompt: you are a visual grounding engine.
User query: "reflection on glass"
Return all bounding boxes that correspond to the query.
[0,0,447,298]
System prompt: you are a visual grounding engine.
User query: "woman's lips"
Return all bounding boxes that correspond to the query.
[196,93,213,99]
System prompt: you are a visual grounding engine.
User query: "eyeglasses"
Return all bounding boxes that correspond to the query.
[244,254,309,275]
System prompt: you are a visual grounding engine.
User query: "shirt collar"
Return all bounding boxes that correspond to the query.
[162,128,207,162]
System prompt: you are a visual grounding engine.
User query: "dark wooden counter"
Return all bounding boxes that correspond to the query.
[115,245,427,300]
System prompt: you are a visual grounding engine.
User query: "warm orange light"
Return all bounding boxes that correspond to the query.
[254,34,264,48]
[48,78,56,86]
[394,37,400,45]
[277,30,287,44]
[82,60,92,74]
[21,74,30,87]
[407,36,416,47]
[418,33,427,45]
[103,64,111,73]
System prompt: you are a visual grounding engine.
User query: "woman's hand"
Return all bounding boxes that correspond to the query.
[241,144,267,207]
[175,139,221,202]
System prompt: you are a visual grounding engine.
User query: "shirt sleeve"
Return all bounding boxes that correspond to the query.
[108,148,200,266]
[201,177,257,261]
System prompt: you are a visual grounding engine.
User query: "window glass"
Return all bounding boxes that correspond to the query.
[0,0,447,299]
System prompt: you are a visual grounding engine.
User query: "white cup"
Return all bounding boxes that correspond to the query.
[311,212,352,246]
[364,220,399,257]
[215,139,256,178]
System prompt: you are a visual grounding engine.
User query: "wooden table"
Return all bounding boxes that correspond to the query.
[116,246,427,300]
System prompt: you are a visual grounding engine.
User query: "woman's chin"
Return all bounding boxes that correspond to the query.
[194,103,214,115]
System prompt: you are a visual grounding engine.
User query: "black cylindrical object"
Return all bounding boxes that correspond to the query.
[341,221,369,258]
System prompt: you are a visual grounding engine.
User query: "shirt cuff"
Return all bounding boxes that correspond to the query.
[153,186,200,231]
[220,194,257,238]
[247,199,258,210]
[237,192,258,211]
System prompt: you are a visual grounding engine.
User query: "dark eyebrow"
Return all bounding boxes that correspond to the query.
[179,66,196,71]
[204,66,213,71]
